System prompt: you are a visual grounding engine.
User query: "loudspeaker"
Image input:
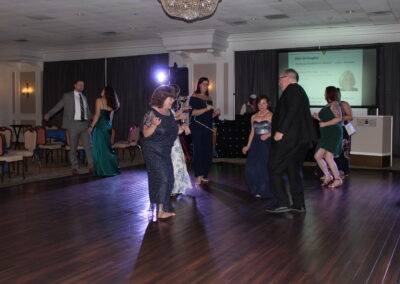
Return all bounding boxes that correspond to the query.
[169,66,189,96]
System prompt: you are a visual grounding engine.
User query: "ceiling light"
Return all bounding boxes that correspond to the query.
[158,0,222,22]
[74,12,86,16]
[345,10,354,14]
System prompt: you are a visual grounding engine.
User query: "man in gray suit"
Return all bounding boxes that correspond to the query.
[44,80,94,175]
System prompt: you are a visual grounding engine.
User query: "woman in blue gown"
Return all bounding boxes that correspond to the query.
[88,86,120,177]
[242,96,273,198]
[142,85,190,220]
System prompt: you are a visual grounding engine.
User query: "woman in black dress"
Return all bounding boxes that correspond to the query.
[189,77,220,185]
[142,85,190,219]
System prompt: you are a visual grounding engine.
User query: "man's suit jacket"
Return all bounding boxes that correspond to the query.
[46,91,93,130]
[271,83,317,150]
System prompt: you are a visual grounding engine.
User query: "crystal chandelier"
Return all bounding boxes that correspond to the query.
[158,0,222,22]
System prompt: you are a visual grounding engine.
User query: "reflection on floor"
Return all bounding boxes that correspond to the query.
[0,163,399,283]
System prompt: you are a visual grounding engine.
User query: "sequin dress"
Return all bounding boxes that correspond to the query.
[142,109,178,211]
[245,120,273,198]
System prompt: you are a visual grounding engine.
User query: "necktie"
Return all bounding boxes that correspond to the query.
[79,93,85,121]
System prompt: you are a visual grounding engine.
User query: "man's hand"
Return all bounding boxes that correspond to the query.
[44,114,49,121]
[274,132,283,141]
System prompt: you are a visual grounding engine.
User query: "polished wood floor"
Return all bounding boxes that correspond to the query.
[0,163,399,284]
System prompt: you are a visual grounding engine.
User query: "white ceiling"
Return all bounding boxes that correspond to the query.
[0,0,399,49]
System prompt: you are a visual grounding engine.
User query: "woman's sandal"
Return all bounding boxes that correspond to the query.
[321,175,333,186]
[328,178,343,188]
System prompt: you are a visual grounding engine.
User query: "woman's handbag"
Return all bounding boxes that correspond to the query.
[344,122,356,136]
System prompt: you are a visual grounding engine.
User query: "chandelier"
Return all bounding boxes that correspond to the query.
[158,0,222,22]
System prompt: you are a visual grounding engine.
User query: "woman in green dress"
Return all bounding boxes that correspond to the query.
[88,86,120,177]
[313,86,343,188]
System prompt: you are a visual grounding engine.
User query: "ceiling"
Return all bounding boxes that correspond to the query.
[0,0,399,50]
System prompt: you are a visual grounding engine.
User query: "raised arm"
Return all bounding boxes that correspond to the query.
[143,111,161,138]
[341,101,353,122]
[320,102,342,127]
[44,94,65,120]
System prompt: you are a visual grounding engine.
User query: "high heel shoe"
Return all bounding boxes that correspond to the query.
[321,175,333,186]
[328,178,343,188]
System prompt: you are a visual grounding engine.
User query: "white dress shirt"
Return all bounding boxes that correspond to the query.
[73,90,88,120]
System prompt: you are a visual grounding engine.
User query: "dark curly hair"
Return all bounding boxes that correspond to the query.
[194,77,209,96]
[255,95,273,112]
[103,86,120,111]
[150,85,177,107]
[325,86,340,103]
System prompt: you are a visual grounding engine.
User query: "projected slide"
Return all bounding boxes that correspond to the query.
[288,49,363,106]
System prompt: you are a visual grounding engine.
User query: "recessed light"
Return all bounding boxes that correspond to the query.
[15,39,29,42]
[129,26,136,30]
[74,12,86,16]
[101,31,118,36]
[250,17,257,21]
[345,10,354,14]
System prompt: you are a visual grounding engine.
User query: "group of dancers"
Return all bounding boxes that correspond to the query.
[44,81,120,177]
[44,68,353,219]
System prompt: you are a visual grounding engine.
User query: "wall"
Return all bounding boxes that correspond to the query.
[1,23,400,122]
[0,62,42,131]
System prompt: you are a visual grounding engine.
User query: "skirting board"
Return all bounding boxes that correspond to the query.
[350,154,391,168]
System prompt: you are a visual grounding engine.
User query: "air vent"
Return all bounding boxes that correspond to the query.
[368,11,392,16]
[101,31,118,36]
[15,39,29,42]
[230,20,247,26]
[27,15,55,21]
[264,14,289,20]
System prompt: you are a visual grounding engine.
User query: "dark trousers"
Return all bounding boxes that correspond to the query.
[191,126,213,178]
[269,142,310,208]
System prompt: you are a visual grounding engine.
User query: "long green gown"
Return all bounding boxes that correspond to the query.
[92,110,120,176]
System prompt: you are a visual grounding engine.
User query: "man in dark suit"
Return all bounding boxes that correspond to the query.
[44,80,93,175]
[266,69,317,213]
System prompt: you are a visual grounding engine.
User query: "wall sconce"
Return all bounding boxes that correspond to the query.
[21,82,34,97]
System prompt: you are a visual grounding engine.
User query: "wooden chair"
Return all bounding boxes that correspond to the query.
[35,126,63,164]
[113,126,141,161]
[9,128,40,172]
[0,127,13,149]
[0,133,24,183]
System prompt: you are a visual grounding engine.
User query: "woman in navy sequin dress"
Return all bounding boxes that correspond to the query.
[242,96,273,198]
[142,86,190,220]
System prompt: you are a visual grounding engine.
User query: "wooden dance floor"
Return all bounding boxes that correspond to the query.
[0,163,399,283]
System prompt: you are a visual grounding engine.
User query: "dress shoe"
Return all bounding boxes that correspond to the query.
[72,168,78,175]
[290,205,306,213]
[265,206,291,214]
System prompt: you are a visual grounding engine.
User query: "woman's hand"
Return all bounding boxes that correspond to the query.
[313,112,320,120]
[260,134,269,141]
[152,116,162,126]
[87,127,93,134]
[175,113,184,120]
[206,104,214,111]
[319,122,326,128]
[182,106,192,112]
[214,108,221,116]
[242,146,249,154]
[181,123,191,135]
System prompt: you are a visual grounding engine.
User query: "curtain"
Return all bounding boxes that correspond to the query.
[43,59,106,127]
[106,53,169,140]
[378,43,400,155]
[234,50,278,114]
